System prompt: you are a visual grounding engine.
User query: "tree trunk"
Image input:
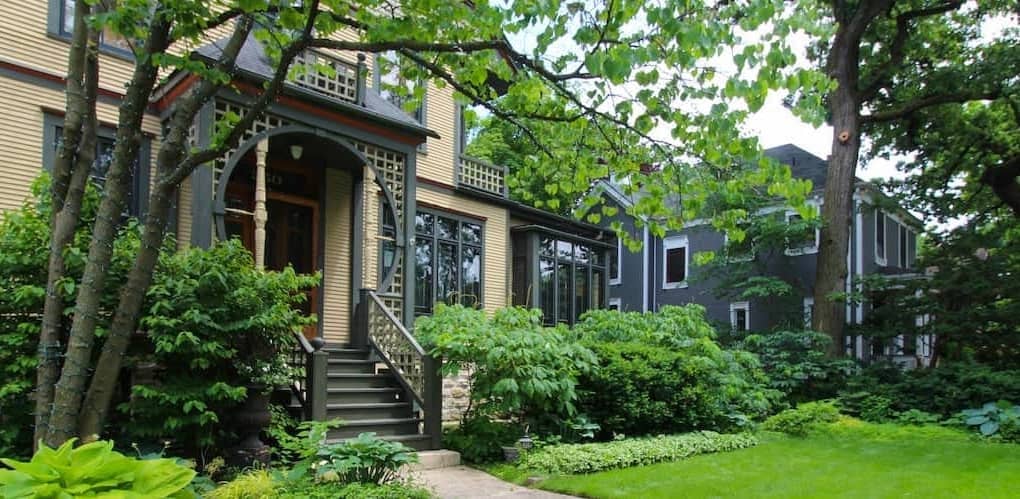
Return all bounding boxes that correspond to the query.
[812,9,867,357]
[78,18,255,438]
[35,0,93,444]
[43,19,172,447]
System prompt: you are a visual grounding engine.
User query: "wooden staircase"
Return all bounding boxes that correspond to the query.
[319,346,435,450]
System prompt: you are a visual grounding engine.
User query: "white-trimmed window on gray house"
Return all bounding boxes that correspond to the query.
[898,224,914,269]
[663,235,689,289]
[785,207,819,256]
[803,296,814,327]
[608,297,621,311]
[50,0,133,55]
[609,239,622,285]
[724,229,755,262]
[875,210,888,266]
[413,210,483,315]
[730,301,750,332]
[43,114,149,218]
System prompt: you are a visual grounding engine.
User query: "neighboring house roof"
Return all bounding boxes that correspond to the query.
[594,143,924,229]
[159,36,439,139]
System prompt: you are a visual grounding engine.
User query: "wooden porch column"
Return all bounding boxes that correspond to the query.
[254,139,269,270]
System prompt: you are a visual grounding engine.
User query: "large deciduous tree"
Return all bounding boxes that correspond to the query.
[782,1,1018,355]
[39,0,821,446]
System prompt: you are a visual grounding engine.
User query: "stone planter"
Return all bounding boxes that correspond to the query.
[229,384,272,467]
[502,445,520,462]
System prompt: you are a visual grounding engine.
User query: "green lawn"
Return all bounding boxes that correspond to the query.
[531,433,1020,498]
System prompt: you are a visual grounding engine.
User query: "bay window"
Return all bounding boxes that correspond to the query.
[413,210,482,315]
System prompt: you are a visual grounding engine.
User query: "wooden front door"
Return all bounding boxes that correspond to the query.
[224,159,321,340]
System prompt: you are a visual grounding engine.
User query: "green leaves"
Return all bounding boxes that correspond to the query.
[0,439,196,498]
[960,401,1020,439]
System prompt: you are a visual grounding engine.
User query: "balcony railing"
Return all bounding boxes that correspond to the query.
[457,154,507,198]
[291,50,365,105]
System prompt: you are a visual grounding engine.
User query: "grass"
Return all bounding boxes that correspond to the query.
[504,423,1020,498]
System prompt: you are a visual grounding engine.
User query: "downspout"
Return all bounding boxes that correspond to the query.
[642,224,649,312]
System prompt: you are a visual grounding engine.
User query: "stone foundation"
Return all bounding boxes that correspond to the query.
[442,370,472,422]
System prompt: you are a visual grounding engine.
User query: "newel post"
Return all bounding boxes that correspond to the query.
[424,355,443,449]
[307,339,328,421]
[352,288,371,349]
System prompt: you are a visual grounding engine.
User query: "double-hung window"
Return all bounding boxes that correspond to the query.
[785,206,820,255]
[376,51,425,124]
[898,225,913,269]
[53,0,133,55]
[44,115,148,218]
[875,210,887,266]
[663,235,688,288]
[413,211,483,314]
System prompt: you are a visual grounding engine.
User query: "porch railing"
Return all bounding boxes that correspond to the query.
[457,154,507,198]
[291,50,367,105]
[354,289,442,448]
[288,332,328,421]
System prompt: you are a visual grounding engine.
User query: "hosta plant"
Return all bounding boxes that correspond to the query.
[314,432,418,485]
[961,401,1020,439]
[0,439,196,498]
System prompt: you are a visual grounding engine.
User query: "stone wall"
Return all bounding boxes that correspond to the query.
[442,371,472,422]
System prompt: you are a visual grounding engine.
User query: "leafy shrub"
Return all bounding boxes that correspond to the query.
[894,409,943,426]
[762,401,841,436]
[0,439,196,498]
[415,305,596,422]
[578,340,776,438]
[960,401,1020,442]
[840,362,1020,418]
[276,481,433,499]
[812,416,973,442]
[120,240,319,453]
[313,432,418,484]
[443,417,521,463]
[519,431,758,475]
[0,177,140,456]
[736,329,856,401]
[574,305,718,349]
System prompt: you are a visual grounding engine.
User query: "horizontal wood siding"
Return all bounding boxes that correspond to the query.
[323,168,353,344]
[417,83,457,185]
[0,74,161,212]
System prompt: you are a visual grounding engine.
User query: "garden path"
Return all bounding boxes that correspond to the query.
[417,465,576,499]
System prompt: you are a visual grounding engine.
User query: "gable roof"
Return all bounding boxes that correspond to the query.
[763,143,829,190]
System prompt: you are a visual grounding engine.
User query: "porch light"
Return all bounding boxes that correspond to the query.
[290,144,304,160]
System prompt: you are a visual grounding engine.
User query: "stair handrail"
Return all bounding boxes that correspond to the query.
[289,331,327,421]
[361,290,427,406]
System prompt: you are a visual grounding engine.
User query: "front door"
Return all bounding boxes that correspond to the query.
[224,159,321,340]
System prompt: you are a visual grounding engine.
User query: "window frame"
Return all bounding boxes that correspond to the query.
[803,296,814,328]
[412,208,484,315]
[41,114,150,218]
[730,301,750,331]
[898,224,913,269]
[374,51,427,125]
[609,239,622,285]
[48,0,135,60]
[875,209,888,266]
[662,235,689,289]
[723,230,755,262]
[537,235,608,326]
[608,297,622,311]
[784,205,820,256]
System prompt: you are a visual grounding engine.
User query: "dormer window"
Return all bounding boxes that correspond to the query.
[376,52,425,123]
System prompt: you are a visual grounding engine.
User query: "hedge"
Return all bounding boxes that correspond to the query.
[519,431,758,474]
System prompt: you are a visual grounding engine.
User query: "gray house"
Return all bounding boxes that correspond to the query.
[600,144,931,364]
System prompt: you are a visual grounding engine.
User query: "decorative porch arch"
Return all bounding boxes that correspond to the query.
[212,124,405,291]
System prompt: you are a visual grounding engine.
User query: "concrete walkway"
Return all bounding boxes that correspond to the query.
[417,465,577,499]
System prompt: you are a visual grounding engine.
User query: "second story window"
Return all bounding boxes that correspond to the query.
[875,210,887,265]
[898,225,914,269]
[377,52,425,123]
[663,235,689,289]
[56,0,132,54]
[413,211,482,315]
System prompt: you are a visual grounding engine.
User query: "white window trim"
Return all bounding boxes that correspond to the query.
[875,210,888,266]
[898,225,915,268]
[730,301,750,331]
[784,204,820,256]
[662,235,689,289]
[803,297,814,328]
[608,297,622,311]
[609,240,622,285]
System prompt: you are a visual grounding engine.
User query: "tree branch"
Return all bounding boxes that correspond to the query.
[861,90,1003,123]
